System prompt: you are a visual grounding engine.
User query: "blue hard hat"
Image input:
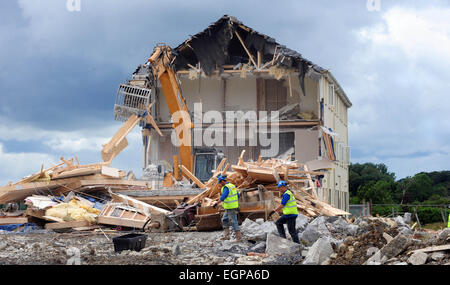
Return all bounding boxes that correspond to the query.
[218,174,227,182]
[277,180,287,187]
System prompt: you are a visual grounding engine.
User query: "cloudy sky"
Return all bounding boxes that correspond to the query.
[0,0,449,184]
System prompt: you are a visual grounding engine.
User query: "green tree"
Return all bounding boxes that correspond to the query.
[349,163,395,197]
[357,180,395,204]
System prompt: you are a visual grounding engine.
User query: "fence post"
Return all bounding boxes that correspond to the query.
[414,207,421,228]
[441,208,446,223]
[362,199,366,217]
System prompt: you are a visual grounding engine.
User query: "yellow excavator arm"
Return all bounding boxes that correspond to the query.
[102,44,195,183]
[148,45,193,173]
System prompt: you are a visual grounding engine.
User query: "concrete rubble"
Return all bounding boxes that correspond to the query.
[0,211,447,265]
[0,154,447,265]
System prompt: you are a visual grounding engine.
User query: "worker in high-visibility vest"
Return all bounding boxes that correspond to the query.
[269,180,300,244]
[213,174,242,242]
[448,213,450,228]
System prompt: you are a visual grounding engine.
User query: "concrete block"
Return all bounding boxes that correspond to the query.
[300,216,331,245]
[366,247,379,257]
[295,214,309,232]
[430,251,445,262]
[265,233,302,256]
[303,237,334,265]
[408,251,428,265]
[438,228,450,241]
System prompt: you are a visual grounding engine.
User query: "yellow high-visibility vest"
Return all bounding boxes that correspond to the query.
[221,183,239,210]
[282,189,299,215]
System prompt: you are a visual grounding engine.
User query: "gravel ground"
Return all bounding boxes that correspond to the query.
[0,230,264,265]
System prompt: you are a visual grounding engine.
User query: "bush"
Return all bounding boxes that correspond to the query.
[415,207,443,224]
[370,205,444,224]
[371,205,402,217]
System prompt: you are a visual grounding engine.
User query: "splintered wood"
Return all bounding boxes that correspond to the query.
[0,157,151,204]
[188,154,349,218]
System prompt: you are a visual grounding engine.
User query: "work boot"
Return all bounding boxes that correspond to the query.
[220,228,230,240]
[234,231,242,242]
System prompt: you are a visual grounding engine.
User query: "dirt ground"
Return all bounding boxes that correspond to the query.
[0,230,255,265]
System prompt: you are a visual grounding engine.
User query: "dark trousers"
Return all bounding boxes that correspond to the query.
[275,215,300,244]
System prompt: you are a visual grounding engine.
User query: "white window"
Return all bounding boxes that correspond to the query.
[328,84,335,106]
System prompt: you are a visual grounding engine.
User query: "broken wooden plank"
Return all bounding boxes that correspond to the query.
[180,165,205,188]
[97,216,148,229]
[25,208,47,220]
[214,158,227,176]
[45,220,91,230]
[144,105,163,137]
[234,31,257,68]
[52,167,101,180]
[231,165,247,175]
[109,192,170,216]
[101,114,141,162]
[407,244,450,255]
[101,166,120,178]
[238,150,246,167]
[12,160,68,185]
[0,217,28,225]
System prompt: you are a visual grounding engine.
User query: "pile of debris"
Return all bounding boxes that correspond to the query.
[0,151,351,233]
[235,214,450,265]
[329,216,450,265]
[184,150,349,221]
[0,157,170,231]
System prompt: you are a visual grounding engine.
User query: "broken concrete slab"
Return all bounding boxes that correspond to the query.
[295,214,309,232]
[255,218,264,225]
[330,216,358,236]
[240,218,277,241]
[365,234,411,265]
[249,242,266,253]
[430,251,445,262]
[438,228,450,241]
[366,247,379,257]
[265,233,302,256]
[403,213,411,224]
[394,216,406,227]
[240,218,265,241]
[303,237,334,265]
[383,232,393,243]
[380,234,411,258]
[300,216,331,245]
[397,226,412,236]
[408,251,428,265]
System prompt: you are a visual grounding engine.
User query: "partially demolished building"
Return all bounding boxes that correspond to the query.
[138,15,351,212]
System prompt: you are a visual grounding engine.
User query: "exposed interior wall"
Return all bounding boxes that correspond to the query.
[284,75,319,117]
[294,128,319,163]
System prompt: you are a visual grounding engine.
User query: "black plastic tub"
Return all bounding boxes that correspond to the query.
[112,233,147,252]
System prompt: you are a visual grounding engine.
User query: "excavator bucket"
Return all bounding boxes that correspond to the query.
[114,83,151,124]
[113,64,153,124]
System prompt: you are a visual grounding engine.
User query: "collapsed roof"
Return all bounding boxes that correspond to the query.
[172,15,326,96]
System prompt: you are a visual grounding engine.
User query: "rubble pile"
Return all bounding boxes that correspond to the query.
[328,216,450,265]
[186,152,350,219]
[0,212,448,265]
[0,157,159,231]
[0,155,448,265]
